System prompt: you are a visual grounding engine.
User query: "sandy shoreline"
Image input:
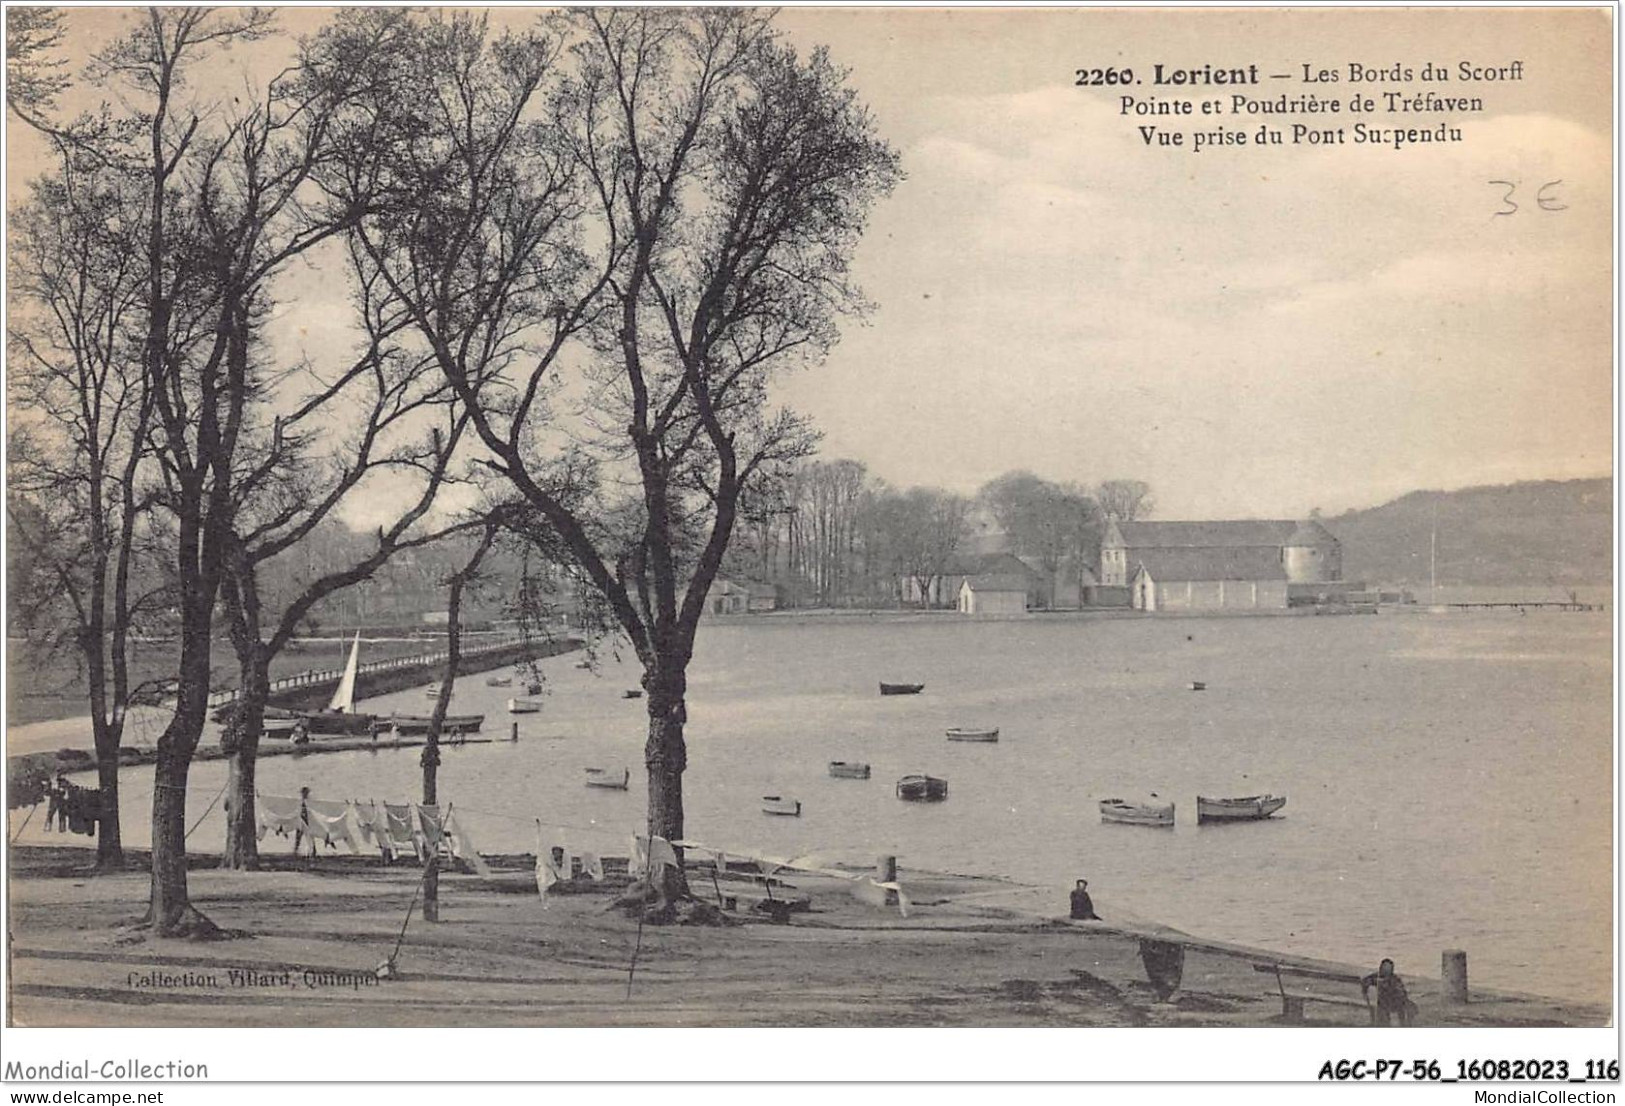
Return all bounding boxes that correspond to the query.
[6,843,1605,1028]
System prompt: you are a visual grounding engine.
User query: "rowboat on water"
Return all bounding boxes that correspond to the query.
[761,795,802,816]
[507,697,544,714]
[585,767,631,790]
[879,682,925,696]
[423,682,447,700]
[896,774,948,801]
[392,713,485,736]
[946,727,999,742]
[574,660,592,670]
[828,761,871,779]
[295,633,387,736]
[1099,797,1175,827]
[622,689,643,699]
[1189,681,1207,691]
[485,675,513,688]
[1196,794,1286,823]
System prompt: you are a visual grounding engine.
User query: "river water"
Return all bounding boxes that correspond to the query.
[12,610,1613,1005]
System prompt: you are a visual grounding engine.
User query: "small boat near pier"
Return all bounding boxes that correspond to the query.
[1099,796,1175,827]
[828,761,871,779]
[896,774,949,801]
[1197,794,1287,823]
[761,795,802,816]
[946,727,999,742]
[585,766,631,790]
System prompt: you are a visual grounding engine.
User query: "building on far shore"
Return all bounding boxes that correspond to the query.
[958,574,1030,615]
[703,578,777,616]
[1099,519,1344,612]
[902,552,1037,608]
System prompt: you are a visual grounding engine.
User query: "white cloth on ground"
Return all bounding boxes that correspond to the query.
[383,803,420,860]
[304,798,360,853]
[535,825,556,901]
[647,835,679,873]
[256,794,305,842]
[347,800,381,845]
[441,810,492,876]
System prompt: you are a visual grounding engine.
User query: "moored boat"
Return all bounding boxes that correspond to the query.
[263,716,300,739]
[946,727,999,742]
[1189,681,1207,691]
[392,713,485,735]
[585,766,630,790]
[423,682,446,700]
[828,761,871,779]
[879,682,925,696]
[1196,794,1286,823]
[295,633,387,735]
[1099,797,1175,827]
[485,675,513,688]
[761,795,802,816]
[622,689,643,699]
[507,697,544,714]
[896,774,948,801]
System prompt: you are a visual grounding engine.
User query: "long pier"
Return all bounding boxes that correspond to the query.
[1434,601,1602,612]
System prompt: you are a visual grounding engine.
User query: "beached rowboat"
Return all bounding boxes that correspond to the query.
[392,713,485,735]
[896,774,948,801]
[946,727,999,742]
[1099,797,1175,827]
[879,682,925,696]
[584,767,630,790]
[507,697,544,714]
[1196,794,1286,823]
[828,761,871,779]
[761,795,802,816]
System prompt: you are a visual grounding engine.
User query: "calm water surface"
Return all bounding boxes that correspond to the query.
[18,611,1613,1004]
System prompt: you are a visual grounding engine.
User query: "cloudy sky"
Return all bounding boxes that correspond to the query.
[772,7,1613,517]
[9,7,1612,521]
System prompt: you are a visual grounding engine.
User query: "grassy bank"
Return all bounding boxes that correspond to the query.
[6,844,1604,1029]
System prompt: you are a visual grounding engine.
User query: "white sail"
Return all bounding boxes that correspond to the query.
[328,633,361,713]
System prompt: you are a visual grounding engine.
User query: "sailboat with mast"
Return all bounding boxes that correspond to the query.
[297,633,389,736]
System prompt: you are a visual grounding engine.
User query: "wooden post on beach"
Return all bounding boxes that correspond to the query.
[1442,949,1469,1003]
[877,855,898,905]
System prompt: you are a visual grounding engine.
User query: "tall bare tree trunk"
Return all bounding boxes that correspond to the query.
[93,727,123,868]
[148,604,219,936]
[222,657,267,870]
[644,666,688,898]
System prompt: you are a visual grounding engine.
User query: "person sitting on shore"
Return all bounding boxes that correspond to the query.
[1361,958,1415,1026]
[1070,879,1099,921]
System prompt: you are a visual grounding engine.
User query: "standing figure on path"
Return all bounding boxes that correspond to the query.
[292,786,314,858]
[1070,878,1099,920]
[46,773,70,832]
[1361,958,1416,1026]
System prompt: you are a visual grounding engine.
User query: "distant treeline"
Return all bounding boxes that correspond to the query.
[1327,478,1611,587]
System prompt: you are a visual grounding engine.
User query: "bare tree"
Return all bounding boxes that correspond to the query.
[7,161,160,868]
[889,487,970,608]
[1097,478,1154,522]
[320,9,899,897]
